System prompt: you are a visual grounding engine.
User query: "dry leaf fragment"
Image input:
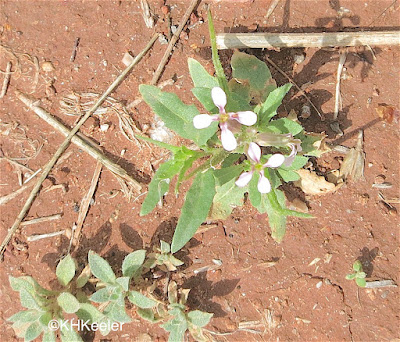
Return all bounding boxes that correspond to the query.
[339,130,365,182]
[376,104,398,123]
[294,169,338,196]
[140,0,154,28]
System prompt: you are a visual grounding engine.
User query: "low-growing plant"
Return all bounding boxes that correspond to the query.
[8,243,212,342]
[345,260,367,287]
[138,11,325,253]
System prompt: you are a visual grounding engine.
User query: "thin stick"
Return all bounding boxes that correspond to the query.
[365,280,397,288]
[0,33,158,257]
[0,181,34,206]
[27,230,66,242]
[265,56,324,119]
[70,37,80,62]
[0,61,12,98]
[16,91,140,192]
[73,161,102,246]
[151,0,199,85]
[265,0,280,21]
[333,51,347,120]
[216,31,400,49]
[21,213,62,227]
[0,156,34,173]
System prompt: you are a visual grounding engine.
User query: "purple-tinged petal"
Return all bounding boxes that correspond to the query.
[220,124,237,151]
[263,153,285,168]
[193,114,217,129]
[247,142,261,163]
[257,172,271,193]
[235,171,254,188]
[235,111,258,126]
[211,87,227,113]
[283,144,297,167]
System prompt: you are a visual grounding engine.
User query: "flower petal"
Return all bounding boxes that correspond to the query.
[211,87,227,113]
[220,125,237,151]
[263,153,285,168]
[193,114,215,129]
[257,173,271,193]
[283,144,297,167]
[235,171,254,188]
[247,142,261,163]
[235,111,257,126]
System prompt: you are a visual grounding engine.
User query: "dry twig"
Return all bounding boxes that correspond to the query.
[21,213,63,227]
[0,33,159,257]
[265,0,280,21]
[151,0,199,85]
[333,50,347,120]
[0,61,12,98]
[73,161,102,246]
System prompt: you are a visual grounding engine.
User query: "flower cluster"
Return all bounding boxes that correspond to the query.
[193,87,301,194]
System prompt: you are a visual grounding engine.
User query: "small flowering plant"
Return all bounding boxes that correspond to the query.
[138,11,325,253]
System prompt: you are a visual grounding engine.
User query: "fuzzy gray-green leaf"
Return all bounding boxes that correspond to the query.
[122,250,146,278]
[88,251,116,284]
[56,254,76,287]
[57,292,80,314]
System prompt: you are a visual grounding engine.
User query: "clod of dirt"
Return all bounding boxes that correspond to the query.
[294,169,340,196]
[287,198,308,213]
[375,104,399,124]
[41,61,55,72]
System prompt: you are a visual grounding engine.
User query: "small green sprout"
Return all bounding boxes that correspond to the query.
[346,260,367,287]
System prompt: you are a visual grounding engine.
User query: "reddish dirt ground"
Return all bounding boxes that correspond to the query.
[1,1,399,341]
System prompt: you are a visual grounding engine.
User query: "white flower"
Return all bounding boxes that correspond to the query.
[235,142,285,193]
[193,87,257,151]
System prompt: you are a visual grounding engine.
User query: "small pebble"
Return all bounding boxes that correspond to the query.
[294,53,305,64]
[374,174,386,184]
[100,124,109,132]
[161,5,170,15]
[122,52,134,66]
[316,281,323,289]
[301,104,311,118]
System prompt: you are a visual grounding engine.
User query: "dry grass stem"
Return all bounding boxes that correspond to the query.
[0,181,34,206]
[151,0,199,85]
[0,61,12,98]
[334,50,347,120]
[73,161,102,246]
[265,0,281,21]
[216,31,400,49]
[27,229,66,242]
[21,213,63,227]
[0,33,158,257]
[0,156,34,173]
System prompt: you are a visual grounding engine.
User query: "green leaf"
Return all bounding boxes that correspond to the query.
[346,274,356,280]
[137,308,156,322]
[128,291,157,309]
[39,312,52,326]
[213,164,244,186]
[353,260,363,272]
[76,265,91,289]
[135,134,180,153]
[209,178,246,220]
[19,289,43,310]
[56,254,76,287]
[266,189,288,242]
[187,310,213,327]
[12,320,31,338]
[42,330,56,342]
[207,9,228,92]
[116,277,130,292]
[88,251,116,284]
[24,321,43,342]
[171,170,216,253]
[160,240,170,253]
[282,155,309,171]
[277,169,300,182]
[231,50,275,103]
[140,85,218,146]
[8,310,41,323]
[57,292,80,314]
[122,250,146,278]
[356,278,367,287]
[297,132,330,157]
[162,317,188,342]
[60,321,83,342]
[191,87,218,113]
[76,303,104,323]
[264,118,303,136]
[90,287,112,303]
[228,78,250,103]
[188,58,218,89]
[357,272,366,279]
[104,301,132,323]
[140,159,183,216]
[257,84,292,126]
[9,276,53,297]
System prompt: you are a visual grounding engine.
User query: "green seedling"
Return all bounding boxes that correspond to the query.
[346,260,367,287]
[138,11,324,254]
[8,246,212,342]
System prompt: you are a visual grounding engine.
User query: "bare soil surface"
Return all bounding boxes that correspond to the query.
[1,1,399,341]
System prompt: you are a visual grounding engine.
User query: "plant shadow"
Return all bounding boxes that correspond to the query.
[357,246,379,278]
